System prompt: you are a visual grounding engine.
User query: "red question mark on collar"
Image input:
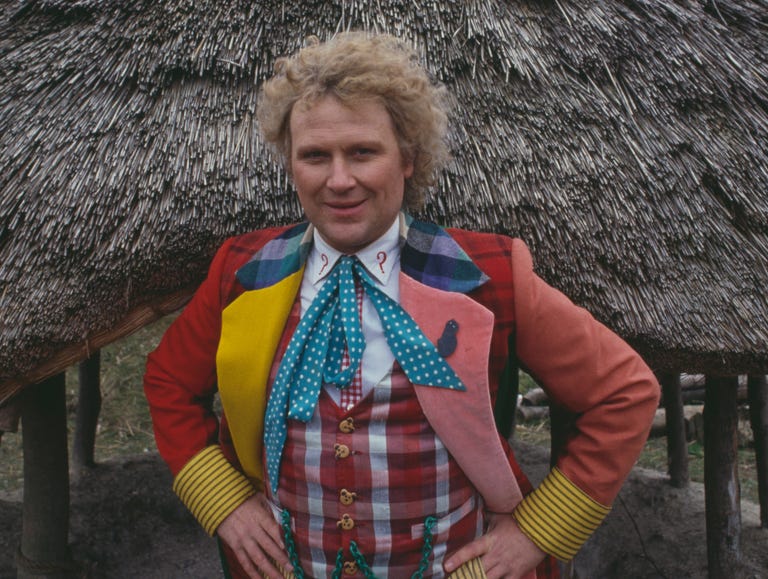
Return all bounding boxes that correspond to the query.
[376,251,387,274]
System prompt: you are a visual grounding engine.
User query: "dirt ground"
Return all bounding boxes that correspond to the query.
[0,441,766,578]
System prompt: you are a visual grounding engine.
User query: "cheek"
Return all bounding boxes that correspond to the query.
[291,168,317,196]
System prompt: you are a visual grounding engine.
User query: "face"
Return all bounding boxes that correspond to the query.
[289,95,414,254]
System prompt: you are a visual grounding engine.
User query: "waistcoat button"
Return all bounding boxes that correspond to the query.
[339,489,357,505]
[343,561,358,575]
[339,417,355,433]
[334,443,351,459]
[337,514,355,530]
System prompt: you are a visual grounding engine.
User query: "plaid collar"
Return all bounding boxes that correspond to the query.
[236,213,490,294]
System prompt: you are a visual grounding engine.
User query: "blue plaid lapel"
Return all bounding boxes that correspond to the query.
[236,222,311,290]
[235,214,489,294]
[400,214,490,294]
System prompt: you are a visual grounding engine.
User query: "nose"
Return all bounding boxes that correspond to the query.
[326,157,355,192]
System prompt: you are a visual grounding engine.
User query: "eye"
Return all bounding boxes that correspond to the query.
[298,149,328,162]
[353,147,376,158]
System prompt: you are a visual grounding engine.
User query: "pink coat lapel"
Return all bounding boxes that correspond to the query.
[399,273,524,513]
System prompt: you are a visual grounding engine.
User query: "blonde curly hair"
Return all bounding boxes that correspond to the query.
[257,32,450,211]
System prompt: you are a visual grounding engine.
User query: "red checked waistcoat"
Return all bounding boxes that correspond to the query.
[144,215,660,567]
[266,302,486,577]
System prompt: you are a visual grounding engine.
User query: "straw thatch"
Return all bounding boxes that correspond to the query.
[1,0,767,404]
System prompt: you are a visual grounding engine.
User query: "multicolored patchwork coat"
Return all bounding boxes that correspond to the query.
[144,215,659,570]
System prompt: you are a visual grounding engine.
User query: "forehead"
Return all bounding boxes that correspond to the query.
[289,96,398,145]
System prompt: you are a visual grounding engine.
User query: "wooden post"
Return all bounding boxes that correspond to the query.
[72,350,101,473]
[17,374,81,578]
[704,375,741,578]
[659,372,689,487]
[747,374,768,528]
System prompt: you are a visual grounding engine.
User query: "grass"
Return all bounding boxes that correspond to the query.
[0,327,761,506]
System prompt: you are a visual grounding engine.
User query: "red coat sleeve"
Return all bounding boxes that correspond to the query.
[143,238,235,475]
[450,229,660,560]
[510,238,660,504]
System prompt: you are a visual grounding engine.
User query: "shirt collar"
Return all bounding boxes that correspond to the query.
[236,212,488,294]
[308,217,401,287]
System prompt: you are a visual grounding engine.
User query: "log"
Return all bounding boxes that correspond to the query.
[681,388,707,404]
[18,374,82,578]
[681,375,748,390]
[681,385,748,405]
[516,405,550,422]
[680,373,706,389]
[660,372,689,487]
[747,375,768,528]
[72,351,102,473]
[521,387,549,406]
[704,375,741,578]
[649,406,704,441]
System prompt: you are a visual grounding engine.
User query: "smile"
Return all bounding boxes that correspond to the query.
[326,199,366,212]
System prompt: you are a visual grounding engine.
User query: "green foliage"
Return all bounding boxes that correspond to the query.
[636,436,758,504]
[518,371,538,395]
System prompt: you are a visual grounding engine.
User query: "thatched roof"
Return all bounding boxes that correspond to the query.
[1,0,767,404]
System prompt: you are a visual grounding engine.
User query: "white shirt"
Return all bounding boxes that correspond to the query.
[300,217,401,409]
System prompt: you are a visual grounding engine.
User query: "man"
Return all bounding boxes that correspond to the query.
[144,32,659,578]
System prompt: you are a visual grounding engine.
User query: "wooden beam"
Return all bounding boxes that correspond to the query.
[704,375,741,578]
[72,351,102,474]
[679,385,748,405]
[747,374,768,528]
[0,287,194,406]
[17,374,82,577]
[659,372,689,487]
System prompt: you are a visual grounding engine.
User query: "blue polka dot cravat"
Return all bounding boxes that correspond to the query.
[265,255,465,492]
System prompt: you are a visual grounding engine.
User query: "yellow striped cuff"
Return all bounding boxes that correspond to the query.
[448,557,487,578]
[172,445,257,536]
[512,467,611,561]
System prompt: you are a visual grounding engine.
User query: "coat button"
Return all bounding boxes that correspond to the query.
[339,417,355,433]
[337,514,355,530]
[343,561,358,575]
[334,443,350,459]
[339,489,357,505]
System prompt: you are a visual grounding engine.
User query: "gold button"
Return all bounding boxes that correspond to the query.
[337,513,355,530]
[339,417,355,433]
[343,561,358,575]
[334,443,350,459]
[339,489,357,505]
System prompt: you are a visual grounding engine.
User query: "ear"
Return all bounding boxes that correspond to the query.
[402,153,415,179]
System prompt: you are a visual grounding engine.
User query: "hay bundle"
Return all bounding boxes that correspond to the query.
[1,0,767,403]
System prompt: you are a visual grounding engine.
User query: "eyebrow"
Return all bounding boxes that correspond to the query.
[294,139,385,154]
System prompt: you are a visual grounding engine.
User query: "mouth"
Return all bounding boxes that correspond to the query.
[326,199,366,214]
[327,198,365,208]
